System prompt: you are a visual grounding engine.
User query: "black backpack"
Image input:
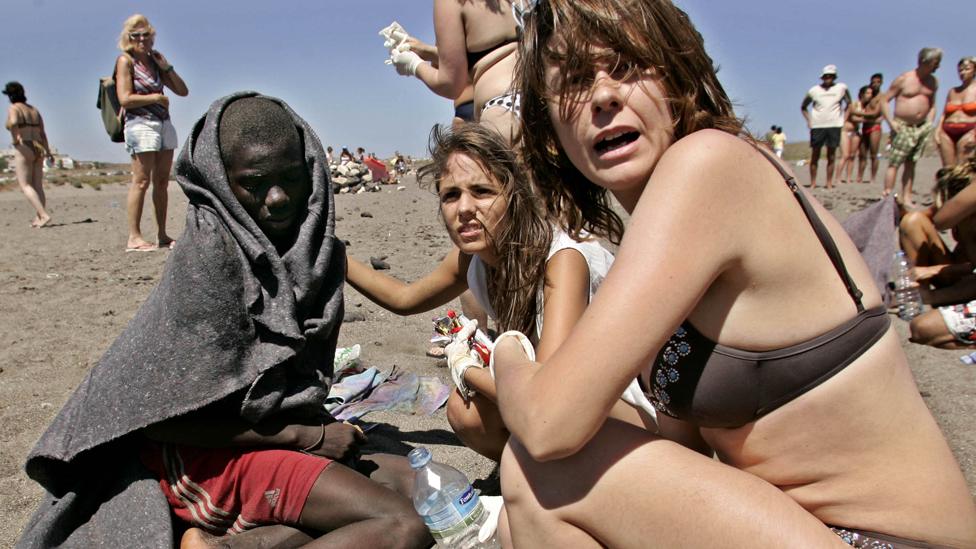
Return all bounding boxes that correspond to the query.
[96,59,124,143]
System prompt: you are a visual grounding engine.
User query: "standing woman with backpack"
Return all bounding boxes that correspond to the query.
[115,14,188,252]
[4,81,53,228]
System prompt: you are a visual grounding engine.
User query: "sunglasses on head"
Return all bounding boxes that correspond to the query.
[129,31,151,40]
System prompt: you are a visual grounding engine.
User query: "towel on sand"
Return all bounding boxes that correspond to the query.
[326,366,451,421]
[18,92,345,548]
[840,195,898,299]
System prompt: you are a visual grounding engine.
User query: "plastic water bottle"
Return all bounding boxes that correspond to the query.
[407,447,499,548]
[891,251,923,321]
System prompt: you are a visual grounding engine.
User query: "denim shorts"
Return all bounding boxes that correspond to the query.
[124,116,178,155]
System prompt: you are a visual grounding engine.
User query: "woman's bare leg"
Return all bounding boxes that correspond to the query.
[499,419,844,548]
[13,145,50,226]
[447,391,508,462]
[938,129,956,167]
[152,149,175,246]
[899,211,952,266]
[838,132,851,182]
[29,152,50,225]
[846,134,861,183]
[909,309,965,349]
[127,152,156,249]
[856,148,867,183]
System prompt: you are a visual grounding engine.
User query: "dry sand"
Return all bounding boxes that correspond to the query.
[0,155,973,546]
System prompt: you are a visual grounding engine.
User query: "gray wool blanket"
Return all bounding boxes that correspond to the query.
[18,92,345,548]
[840,195,898,300]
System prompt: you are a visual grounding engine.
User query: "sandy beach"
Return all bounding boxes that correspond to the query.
[1,154,973,546]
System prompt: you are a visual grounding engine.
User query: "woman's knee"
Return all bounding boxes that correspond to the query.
[130,172,151,191]
[909,310,949,347]
[446,392,481,434]
[446,393,506,460]
[899,210,932,235]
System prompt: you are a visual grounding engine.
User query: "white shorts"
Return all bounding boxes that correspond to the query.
[939,300,976,344]
[124,117,178,155]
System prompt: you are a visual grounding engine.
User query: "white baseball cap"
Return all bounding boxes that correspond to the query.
[821,64,838,76]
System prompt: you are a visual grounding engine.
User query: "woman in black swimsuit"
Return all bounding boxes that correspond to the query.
[3,81,53,228]
[490,1,976,547]
[385,0,520,143]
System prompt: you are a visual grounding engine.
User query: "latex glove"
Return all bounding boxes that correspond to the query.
[478,495,504,544]
[379,21,409,50]
[445,318,483,399]
[388,46,423,77]
[620,378,658,425]
[488,330,536,379]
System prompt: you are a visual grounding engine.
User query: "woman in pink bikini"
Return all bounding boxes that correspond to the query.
[936,56,976,167]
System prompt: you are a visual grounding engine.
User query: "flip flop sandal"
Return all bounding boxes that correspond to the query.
[426,346,446,358]
[125,243,156,253]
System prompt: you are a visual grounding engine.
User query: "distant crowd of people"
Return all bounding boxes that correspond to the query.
[796,50,975,201]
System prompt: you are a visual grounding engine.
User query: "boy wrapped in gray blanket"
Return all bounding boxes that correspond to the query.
[19,92,430,549]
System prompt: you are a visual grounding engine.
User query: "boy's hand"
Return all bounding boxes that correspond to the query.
[300,422,366,461]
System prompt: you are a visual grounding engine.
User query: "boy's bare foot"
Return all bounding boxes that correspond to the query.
[158,235,176,249]
[181,527,223,549]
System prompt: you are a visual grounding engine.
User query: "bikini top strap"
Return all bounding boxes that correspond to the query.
[752,143,866,312]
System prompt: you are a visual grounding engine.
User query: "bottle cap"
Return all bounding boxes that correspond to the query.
[407,447,432,469]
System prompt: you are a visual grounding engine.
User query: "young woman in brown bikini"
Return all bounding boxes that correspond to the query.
[489,1,976,546]
[936,56,976,167]
[3,81,53,228]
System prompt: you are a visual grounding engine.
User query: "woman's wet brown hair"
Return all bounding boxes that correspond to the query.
[516,0,743,243]
[418,123,552,335]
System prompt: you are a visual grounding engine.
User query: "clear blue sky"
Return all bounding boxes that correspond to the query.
[2,0,972,162]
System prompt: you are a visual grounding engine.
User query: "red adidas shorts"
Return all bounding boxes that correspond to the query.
[140,442,331,535]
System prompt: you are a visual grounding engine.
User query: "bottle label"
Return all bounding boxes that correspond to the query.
[423,486,485,542]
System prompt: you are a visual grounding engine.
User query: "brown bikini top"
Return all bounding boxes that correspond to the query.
[645,145,890,428]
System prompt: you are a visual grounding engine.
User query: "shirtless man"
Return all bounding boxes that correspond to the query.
[801,64,850,189]
[882,47,942,205]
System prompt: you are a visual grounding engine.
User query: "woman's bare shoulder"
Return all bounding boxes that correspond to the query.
[654,130,770,193]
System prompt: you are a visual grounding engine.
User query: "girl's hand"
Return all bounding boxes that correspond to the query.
[446,319,483,398]
[156,94,170,108]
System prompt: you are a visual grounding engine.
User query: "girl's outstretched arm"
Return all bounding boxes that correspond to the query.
[346,246,471,316]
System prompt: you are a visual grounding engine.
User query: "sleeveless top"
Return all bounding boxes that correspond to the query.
[466,228,614,339]
[645,146,890,429]
[124,57,169,122]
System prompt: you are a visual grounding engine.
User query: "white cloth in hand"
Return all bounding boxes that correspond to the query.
[389,46,423,76]
[445,318,484,399]
[379,21,409,50]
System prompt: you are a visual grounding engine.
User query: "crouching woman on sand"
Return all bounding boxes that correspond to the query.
[490,0,976,547]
